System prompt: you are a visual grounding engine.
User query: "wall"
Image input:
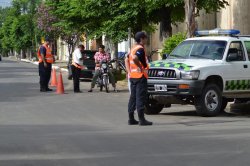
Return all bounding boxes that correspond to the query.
[57,38,68,61]
[217,0,250,34]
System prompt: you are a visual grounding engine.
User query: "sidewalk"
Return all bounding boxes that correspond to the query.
[19,58,69,72]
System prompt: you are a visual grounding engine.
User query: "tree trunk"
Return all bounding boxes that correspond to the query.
[185,0,196,38]
[67,42,73,65]
[51,40,57,60]
[160,7,172,39]
[96,37,102,50]
[21,49,26,59]
[112,42,120,72]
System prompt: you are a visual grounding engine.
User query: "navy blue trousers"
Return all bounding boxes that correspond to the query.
[128,76,147,117]
[39,62,52,90]
[71,65,81,92]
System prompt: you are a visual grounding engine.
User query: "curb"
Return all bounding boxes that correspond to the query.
[21,59,69,72]
[20,58,128,88]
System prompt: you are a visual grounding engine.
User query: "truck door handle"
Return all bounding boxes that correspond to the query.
[244,65,248,68]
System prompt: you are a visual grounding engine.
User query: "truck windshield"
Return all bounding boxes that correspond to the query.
[170,40,227,60]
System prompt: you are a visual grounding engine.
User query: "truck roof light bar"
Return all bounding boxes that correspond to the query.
[195,28,240,36]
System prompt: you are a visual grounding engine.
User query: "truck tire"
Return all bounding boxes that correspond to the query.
[144,98,164,115]
[194,83,222,117]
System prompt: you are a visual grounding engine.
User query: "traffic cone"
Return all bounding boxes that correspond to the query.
[50,68,57,87]
[56,72,65,94]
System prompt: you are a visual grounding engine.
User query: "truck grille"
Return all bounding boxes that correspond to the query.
[148,69,176,79]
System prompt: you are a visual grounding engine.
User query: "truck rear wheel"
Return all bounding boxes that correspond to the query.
[195,84,222,117]
[144,98,164,115]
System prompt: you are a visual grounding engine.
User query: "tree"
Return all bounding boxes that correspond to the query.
[37,0,84,61]
[36,3,60,39]
[43,0,229,65]
[185,0,196,38]
[0,0,42,58]
[55,0,228,43]
[0,8,15,56]
[185,0,229,38]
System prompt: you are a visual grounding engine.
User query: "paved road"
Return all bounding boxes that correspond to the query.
[1,58,250,166]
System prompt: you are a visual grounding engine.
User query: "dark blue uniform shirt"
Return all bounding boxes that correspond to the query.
[135,48,147,68]
[40,46,46,56]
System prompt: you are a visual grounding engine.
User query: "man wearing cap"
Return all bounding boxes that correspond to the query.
[37,36,54,92]
[127,31,153,126]
[88,44,117,92]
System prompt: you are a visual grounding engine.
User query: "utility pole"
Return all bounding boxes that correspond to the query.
[128,27,131,52]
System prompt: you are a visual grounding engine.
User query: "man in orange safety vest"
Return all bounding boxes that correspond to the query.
[127,32,152,126]
[37,36,54,92]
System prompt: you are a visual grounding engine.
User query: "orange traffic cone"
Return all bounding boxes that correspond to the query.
[50,68,57,87]
[56,72,65,94]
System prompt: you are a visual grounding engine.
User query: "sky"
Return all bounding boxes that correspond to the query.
[0,0,12,7]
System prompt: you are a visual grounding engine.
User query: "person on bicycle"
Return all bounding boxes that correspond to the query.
[88,45,117,92]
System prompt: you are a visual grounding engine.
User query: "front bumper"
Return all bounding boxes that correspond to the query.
[147,79,205,96]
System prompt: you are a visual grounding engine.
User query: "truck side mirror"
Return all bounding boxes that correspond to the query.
[162,54,168,60]
[227,48,238,61]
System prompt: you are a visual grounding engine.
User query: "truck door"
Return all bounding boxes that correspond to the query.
[223,41,250,92]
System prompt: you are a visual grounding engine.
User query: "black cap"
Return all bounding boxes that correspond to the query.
[45,36,51,42]
[134,31,147,43]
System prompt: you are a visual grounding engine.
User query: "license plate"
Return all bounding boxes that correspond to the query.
[154,84,167,92]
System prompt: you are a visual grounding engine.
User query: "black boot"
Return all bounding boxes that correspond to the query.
[138,112,153,126]
[128,112,139,125]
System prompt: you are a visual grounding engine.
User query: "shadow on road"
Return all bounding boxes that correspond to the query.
[0,73,36,78]
[160,110,238,118]
[0,82,56,102]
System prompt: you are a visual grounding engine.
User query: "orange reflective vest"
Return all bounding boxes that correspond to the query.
[37,44,54,64]
[129,45,149,79]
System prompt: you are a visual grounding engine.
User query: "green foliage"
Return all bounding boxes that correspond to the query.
[0,0,229,57]
[10,14,33,52]
[162,33,186,55]
[196,0,229,14]
[0,0,42,56]
[114,70,127,81]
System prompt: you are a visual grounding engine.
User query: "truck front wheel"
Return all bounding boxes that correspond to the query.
[194,84,222,117]
[144,98,164,115]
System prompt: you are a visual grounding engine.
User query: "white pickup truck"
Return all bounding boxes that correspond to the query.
[146,29,250,116]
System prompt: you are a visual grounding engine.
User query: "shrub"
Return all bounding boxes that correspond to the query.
[113,69,127,81]
[162,33,186,55]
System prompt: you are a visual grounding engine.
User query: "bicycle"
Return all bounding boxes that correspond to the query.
[148,49,160,62]
[111,52,127,73]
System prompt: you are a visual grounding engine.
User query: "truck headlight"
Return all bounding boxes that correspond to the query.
[181,70,200,80]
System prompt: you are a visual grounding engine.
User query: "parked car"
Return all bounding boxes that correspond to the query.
[0,55,2,61]
[68,50,97,80]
